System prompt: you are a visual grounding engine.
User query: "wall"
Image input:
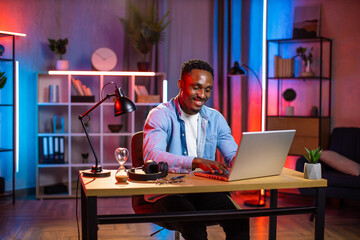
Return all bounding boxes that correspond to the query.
[0,0,214,191]
[161,0,214,99]
[242,0,264,132]
[0,0,129,191]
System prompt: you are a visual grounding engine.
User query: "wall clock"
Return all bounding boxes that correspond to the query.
[0,44,5,56]
[91,48,117,71]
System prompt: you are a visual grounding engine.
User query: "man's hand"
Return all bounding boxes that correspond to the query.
[192,158,229,174]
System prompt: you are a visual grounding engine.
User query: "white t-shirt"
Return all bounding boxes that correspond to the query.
[181,110,199,157]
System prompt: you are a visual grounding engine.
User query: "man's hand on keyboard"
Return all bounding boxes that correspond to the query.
[192,158,229,174]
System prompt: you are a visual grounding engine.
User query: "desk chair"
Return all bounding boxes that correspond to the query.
[131,131,180,240]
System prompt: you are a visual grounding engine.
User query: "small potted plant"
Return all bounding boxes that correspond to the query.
[303,146,322,179]
[119,0,170,71]
[0,71,7,90]
[48,38,69,70]
[294,46,314,77]
[282,88,296,116]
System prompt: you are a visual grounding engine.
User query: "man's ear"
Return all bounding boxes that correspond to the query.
[177,79,182,90]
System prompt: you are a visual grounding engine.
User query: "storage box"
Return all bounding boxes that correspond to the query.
[71,95,95,102]
[136,95,161,103]
[44,183,68,194]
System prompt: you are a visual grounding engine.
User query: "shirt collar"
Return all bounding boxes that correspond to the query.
[173,95,208,120]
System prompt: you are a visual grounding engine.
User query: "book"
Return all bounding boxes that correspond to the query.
[54,136,60,163]
[274,55,281,77]
[134,85,140,96]
[71,77,84,96]
[59,137,65,163]
[71,77,93,96]
[42,137,49,163]
[60,116,65,133]
[274,57,294,78]
[134,85,149,96]
[52,116,65,133]
[75,79,85,96]
[48,84,60,102]
[80,83,88,96]
[48,136,54,163]
[85,87,92,96]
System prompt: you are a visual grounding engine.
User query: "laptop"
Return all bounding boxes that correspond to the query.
[193,130,296,181]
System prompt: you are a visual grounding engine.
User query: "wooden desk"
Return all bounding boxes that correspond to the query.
[80,168,327,240]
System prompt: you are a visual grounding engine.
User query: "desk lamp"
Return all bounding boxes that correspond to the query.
[230,61,262,88]
[79,82,137,177]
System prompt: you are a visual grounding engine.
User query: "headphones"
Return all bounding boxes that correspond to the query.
[128,160,168,181]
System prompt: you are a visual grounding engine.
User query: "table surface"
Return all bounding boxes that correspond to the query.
[80,168,327,197]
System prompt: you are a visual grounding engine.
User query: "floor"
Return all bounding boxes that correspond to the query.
[0,189,360,240]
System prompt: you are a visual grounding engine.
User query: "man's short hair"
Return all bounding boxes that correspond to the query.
[180,59,214,79]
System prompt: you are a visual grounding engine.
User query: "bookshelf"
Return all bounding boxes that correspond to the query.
[0,30,26,203]
[266,37,332,155]
[36,71,167,198]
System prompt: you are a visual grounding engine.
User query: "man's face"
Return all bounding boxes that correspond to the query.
[178,69,213,115]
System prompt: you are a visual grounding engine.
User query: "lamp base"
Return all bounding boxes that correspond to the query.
[82,165,111,178]
[244,190,266,207]
[244,199,266,207]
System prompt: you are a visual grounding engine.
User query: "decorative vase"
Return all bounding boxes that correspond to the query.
[300,60,314,77]
[285,106,294,116]
[56,60,69,70]
[311,106,319,117]
[81,153,89,164]
[137,62,150,71]
[304,163,322,179]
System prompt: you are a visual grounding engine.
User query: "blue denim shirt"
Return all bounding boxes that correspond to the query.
[143,95,238,173]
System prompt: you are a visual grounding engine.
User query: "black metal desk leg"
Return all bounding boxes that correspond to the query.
[315,187,326,240]
[81,185,98,240]
[269,189,278,240]
[81,185,88,240]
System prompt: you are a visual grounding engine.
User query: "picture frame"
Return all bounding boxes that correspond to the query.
[292,4,321,39]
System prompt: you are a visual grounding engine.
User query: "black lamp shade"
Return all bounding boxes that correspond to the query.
[230,61,247,75]
[114,96,137,116]
[113,86,137,116]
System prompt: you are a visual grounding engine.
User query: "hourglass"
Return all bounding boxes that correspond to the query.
[114,147,129,182]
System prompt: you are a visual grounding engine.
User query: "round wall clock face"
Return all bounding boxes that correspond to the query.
[91,47,117,71]
[0,44,5,56]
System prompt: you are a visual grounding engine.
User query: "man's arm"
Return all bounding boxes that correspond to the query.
[143,107,194,173]
[216,113,238,168]
[193,113,236,174]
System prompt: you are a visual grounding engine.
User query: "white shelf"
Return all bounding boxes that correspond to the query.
[136,102,161,106]
[36,71,167,198]
[38,163,70,168]
[38,133,69,137]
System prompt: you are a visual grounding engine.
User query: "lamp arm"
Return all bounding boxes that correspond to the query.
[78,93,115,173]
[79,117,100,171]
[79,93,115,119]
[242,63,262,88]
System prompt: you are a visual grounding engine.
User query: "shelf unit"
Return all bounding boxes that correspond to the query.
[0,31,25,203]
[266,37,332,155]
[36,71,167,198]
